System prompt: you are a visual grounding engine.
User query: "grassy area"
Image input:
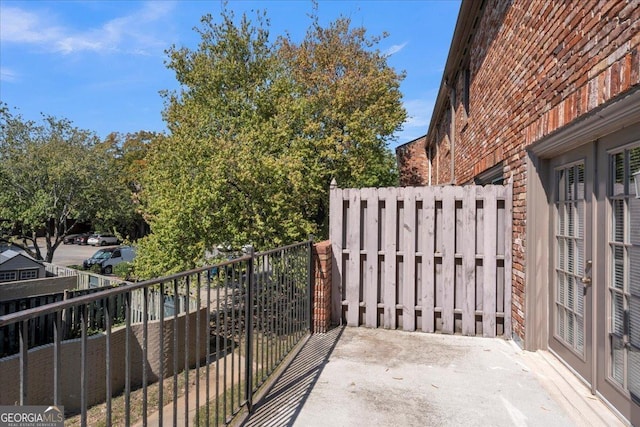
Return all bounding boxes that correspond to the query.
[65,366,209,427]
[64,332,303,426]
[194,369,265,427]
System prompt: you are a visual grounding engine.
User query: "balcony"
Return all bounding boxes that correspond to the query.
[243,326,622,426]
[0,239,624,426]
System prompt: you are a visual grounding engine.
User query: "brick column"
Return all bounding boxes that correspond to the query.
[312,240,332,333]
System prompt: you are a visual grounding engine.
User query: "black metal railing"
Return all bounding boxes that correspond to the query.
[0,240,313,426]
[0,281,196,358]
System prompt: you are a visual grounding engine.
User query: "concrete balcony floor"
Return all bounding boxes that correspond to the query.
[241,326,625,427]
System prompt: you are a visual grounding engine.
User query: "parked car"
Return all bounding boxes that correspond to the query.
[75,233,95,245]
[83,246,136,275]
[87,234,119,246]
[63,234,80,244]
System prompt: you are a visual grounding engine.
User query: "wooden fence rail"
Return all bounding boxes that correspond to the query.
[330,182,512,338]
[0,284,198,356]
[43,263,78,278]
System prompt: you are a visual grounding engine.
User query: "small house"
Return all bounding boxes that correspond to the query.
[0,249,45,282]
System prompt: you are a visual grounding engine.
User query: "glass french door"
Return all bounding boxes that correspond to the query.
[596,131,640,423]
[549,145,594,384]
[544,120,640,424]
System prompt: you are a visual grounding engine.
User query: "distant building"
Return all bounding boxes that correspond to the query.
[396,135,429,186]
[0,249,45,282]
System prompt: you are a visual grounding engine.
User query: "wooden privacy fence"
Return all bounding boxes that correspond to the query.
[330,182,513,338]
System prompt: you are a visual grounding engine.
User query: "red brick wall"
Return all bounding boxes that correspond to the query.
[397,135,429,186]
[427,0,640,341]
[432,107,453,184]
[313,241,332,333]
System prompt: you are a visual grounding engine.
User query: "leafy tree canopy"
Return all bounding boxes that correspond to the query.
[0,105,141,262]
[135,5,405,278]
[102,130,159,240]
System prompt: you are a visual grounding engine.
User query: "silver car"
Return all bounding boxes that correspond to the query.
[87,234,119,246]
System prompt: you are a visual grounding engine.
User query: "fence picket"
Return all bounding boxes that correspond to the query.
[503,183,513,338]
[402,187,416,331]
[421,187,435,332]
[364,188,379,327]
[441,188,455,334]
[329,181,343,325]
[383,188,397,329]
[483,186,498,337]
[462,186,477,335]
[346,189,361,326]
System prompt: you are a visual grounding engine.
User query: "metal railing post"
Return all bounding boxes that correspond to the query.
[19,320,28,405]
[194,273,201,427]
[125,291,131,426]
[142,286,149,427]
[245,246,255,412]
[308,236,315,333]
[105,297,112,425]
[205,269,213,426]
[158,281,165,427]
[184,276,190,427]
[80,304,88,427]
[172,279,179,427]
[53,311,61,406]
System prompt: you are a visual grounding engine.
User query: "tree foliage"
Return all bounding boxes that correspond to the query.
[278,11,405,227]
[135,6,405,278]
[0,106,138,262]
[102,131,157,240]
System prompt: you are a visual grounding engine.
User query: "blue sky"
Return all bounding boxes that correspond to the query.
[0,0,461,148]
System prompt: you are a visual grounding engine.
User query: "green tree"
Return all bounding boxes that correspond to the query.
[0,106,133,262]
[102,130,157,240]
[135,6,405,278]
[279,9,405,230]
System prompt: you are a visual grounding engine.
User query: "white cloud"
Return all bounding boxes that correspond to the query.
[393,98,435,145]
[0,7,65,44]
[403,98,434,129]
[0,67,19,82]
[384,42,408,56]
[0,1,176,55]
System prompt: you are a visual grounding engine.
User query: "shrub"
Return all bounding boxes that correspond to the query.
[114,261,135,281]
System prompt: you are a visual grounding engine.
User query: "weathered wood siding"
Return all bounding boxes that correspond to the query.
[330,182,512,338]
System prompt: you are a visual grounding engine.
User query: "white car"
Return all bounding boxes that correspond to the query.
[83,246,136,274]
[87,234,119,246]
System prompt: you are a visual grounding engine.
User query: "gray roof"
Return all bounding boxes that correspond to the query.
[0,249,41,266]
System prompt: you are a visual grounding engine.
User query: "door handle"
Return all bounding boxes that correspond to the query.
[582,259,593,287]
